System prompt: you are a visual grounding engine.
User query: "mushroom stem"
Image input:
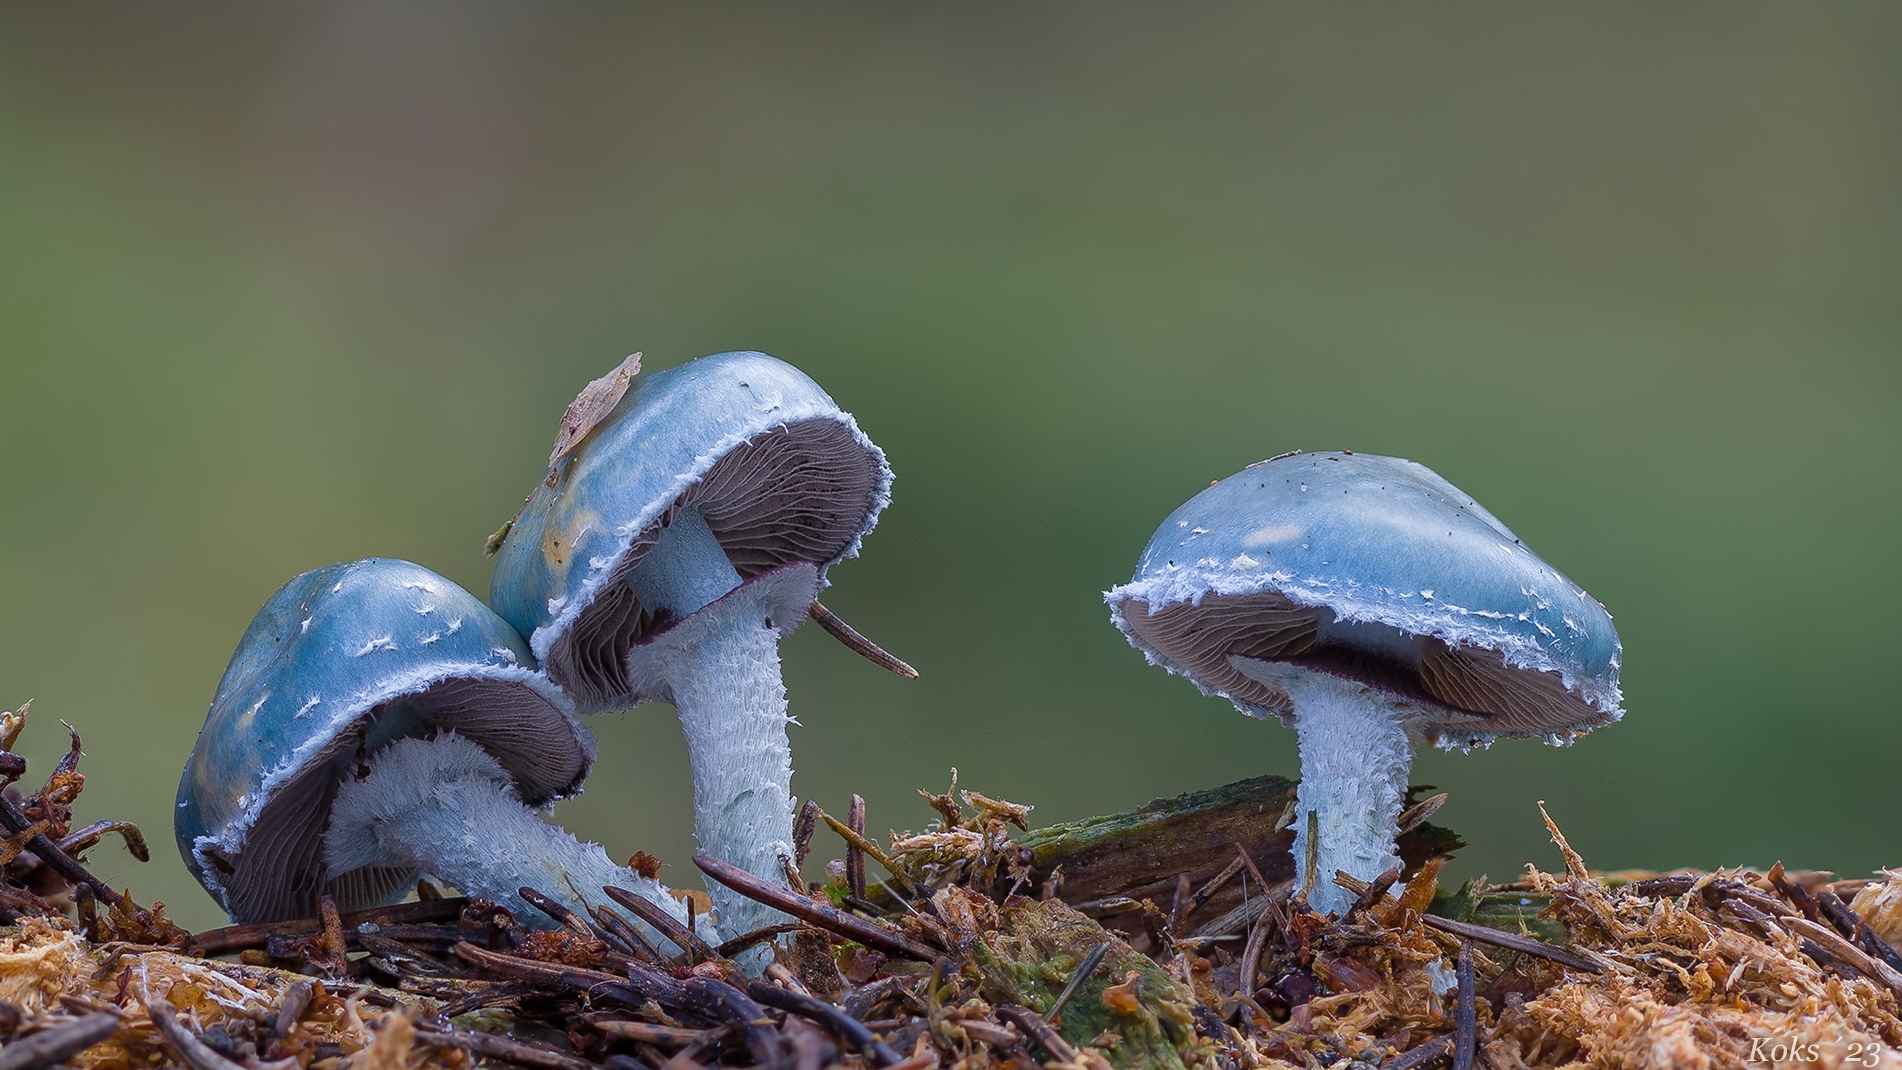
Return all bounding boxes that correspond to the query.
[1292,677,1412,916]
[324,733,702,941]
[624,507,745,623]
[632,576,807,945]
[619,507,819,950]
[1234,660,1414,916]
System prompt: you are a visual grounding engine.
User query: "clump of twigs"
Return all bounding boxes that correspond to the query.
[1,707,1900,1070]
[0,702,188,946]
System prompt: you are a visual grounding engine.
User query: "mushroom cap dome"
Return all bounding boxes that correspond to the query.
[1106,452,1621,740]
[490,351,891,713]
[176,558,587,922]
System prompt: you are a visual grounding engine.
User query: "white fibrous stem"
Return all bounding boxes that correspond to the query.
[325,733,704,942]
[622,507,813,951]
[1231,657,1416,917]
[1288,675,1415,916]
[638,583,800,946]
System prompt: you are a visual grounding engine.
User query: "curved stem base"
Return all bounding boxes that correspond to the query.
[325,733,699,941]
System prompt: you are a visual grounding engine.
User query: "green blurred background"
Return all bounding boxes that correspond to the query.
[1,4,1897,931]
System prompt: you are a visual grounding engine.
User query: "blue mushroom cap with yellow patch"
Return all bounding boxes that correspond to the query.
[1106,452,1622,745]
[489,351,891,713]
[176,558,588,922]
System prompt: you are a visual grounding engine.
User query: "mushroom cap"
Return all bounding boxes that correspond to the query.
[1105,452,1622,741]
[175,558,588,922]
[489,351,891,713]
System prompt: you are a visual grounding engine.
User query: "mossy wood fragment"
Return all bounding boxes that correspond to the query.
[969,898,1201,1070]
[1009,775,1461,920]
[1430,878,1567,944]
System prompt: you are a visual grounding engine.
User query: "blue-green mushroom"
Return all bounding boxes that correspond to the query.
[176,558,700,934]
[1106,452,1623,915]
[489,351,891,942]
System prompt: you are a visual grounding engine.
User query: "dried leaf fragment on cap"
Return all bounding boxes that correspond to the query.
[546,352,641,483]
[484,352,644,555]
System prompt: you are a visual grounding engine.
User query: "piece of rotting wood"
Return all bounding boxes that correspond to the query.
[1344,865,1403,920]
[1720,898,1785,942]
[1815,890,1867,940]
[780,855,811,896]
[1169,872,1193,932]
[1190,854,1247,912]
[783,1014,823,1070]
[956,1019,1023,1050]
[1006,776,1460,924]
[1297,811,1321,904]
[317,895,348,976]
[847,794,869,902]
[793,800,822,868]
[1452,939,1475,1070]
[671,980,780,1066]
[1786,917,1902,1001]
[763,961,812,997]
[1231,841,1296,951]
[602,885,713,963]
[842,976,910,1022]
[453,942,658,1007]
[996,1005,1080,1065]
[357,931,444,974]
[73,884,100,941]
[0,725,119,902]
[518,886,597,936]
[0,1011,121,1070]
[588,1020,717,1047]
[416,1021,599,1070]
[591,903,666,965]
[1237,914,1271,1006]
[1618,872,1800,950]
[1767,861,1822,921]
[716,923,807,959]
[141,987,248,1070]
[1191,884,1292,941]
[189,897,469,955]
[1816,890,1902,974]
[435,980,538,1020]
[746,981,905,1067]
[272,979,315,1039]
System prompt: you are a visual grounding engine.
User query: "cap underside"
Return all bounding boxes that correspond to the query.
[551,419,880,710]
[1120,589,1608,736]
[211,677,585,922]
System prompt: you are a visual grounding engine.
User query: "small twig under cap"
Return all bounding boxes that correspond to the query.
[808,602,919,680]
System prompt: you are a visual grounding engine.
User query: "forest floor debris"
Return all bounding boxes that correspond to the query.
[1,708,1899,1070]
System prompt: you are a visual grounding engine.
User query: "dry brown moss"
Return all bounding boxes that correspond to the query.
[1,748,1898,1070]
